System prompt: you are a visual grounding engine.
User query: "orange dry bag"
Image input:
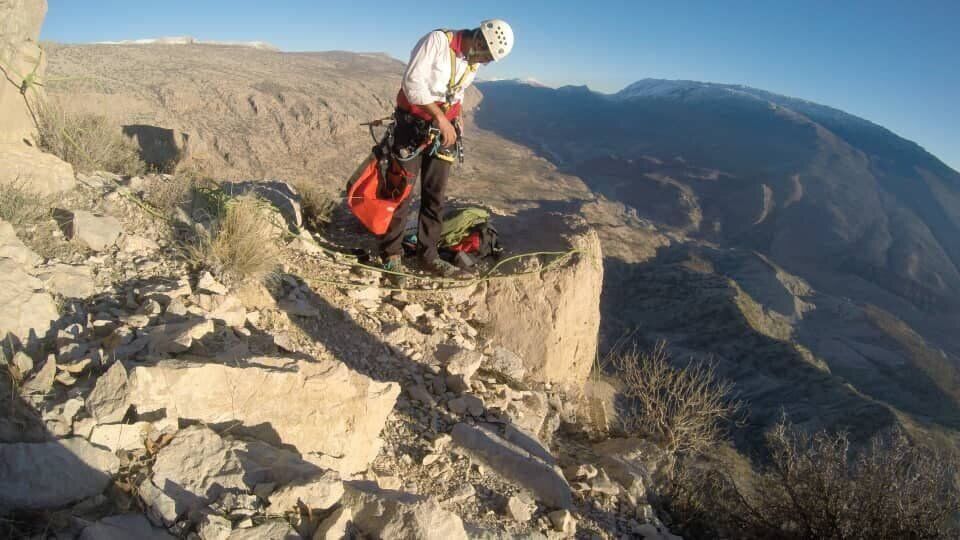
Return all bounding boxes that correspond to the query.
[346,154,414,235]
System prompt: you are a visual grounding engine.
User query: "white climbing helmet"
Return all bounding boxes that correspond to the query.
[479,19,514,61]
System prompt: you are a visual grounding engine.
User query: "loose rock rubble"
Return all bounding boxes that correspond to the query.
[0,166,679,539]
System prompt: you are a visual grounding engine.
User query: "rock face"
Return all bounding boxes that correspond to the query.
[128,356,400,474]
[0,0,47,143]
[0,437,120,510]
[469,215,603,390]
[0,0,76,194]
[79,514,175,540]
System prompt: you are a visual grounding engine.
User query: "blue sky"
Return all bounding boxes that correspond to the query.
[42,0,958,171]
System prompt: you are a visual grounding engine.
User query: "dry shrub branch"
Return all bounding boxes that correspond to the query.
[614,341,741,455]
[670,421,960,539]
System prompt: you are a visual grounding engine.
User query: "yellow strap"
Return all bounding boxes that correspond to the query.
[443,30,477,101]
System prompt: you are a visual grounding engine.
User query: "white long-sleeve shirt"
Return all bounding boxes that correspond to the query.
[401,30,477,106]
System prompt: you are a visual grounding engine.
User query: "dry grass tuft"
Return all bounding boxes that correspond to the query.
[36,103,146,176]
[182,193,282,282]
[614,341,741,455]
[668,422,960,539]
[289,178,337,231]
[0,177,52,226]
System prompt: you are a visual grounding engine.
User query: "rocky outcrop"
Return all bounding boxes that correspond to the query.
[127,356,400,474]
[464,214,603,391]
[0,0,76,194]
[0,0,46,143]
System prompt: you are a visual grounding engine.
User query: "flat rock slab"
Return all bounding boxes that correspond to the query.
[54,209,123,252]
[452,423,572,509]
[0,143,76,195]
[150,425,323,520]
[35,263,96,298]
[0,257,58,343]
[0,438,120,511]
[128,356,400,474]
[227,519,300,539]
[0,218,41,266]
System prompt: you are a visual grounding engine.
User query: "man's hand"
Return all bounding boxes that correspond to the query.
[433,116,458,147]
[421,102,458,146]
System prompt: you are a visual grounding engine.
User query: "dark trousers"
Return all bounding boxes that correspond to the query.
[379,115,452,262]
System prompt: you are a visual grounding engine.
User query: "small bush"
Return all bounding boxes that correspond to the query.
[669,422,960,539]
[614,341,741,455]
[289,178,337,231]
[143,174,198,214]
[182,192,282,282]
[36,103,146,176]
[0,177,51,226]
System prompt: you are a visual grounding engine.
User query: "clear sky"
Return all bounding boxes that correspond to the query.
[41,0,959,172]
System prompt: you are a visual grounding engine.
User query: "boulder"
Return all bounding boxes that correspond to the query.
[35,262,96,298]
[79,514,175,540]
[0,437,120,510]
[149,425,321,519]
[267,470,343,512]
[0,219,41,266]
[54,209,123,251]
[20,353,55,396]
[451,423,572,509]
[0,144,76,194]
[0,257,58,342]
[128,356,400,474]
[592,437,675,501]
[466,217,601,390]
[86,361,130,423]
[342,480,468,540]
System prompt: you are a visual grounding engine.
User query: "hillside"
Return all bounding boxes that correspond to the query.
[474,78,960,449]
[40,42,960,451]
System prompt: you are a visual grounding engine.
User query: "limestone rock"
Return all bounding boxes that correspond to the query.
[121,234,160,253]
[448,394,484,416]
[0,438,120,510]
[197,512,232,540]
[0,257,58,342]
[227,519,300,539]
[143,318,215,355]
[506,494,535,522]
[79,513,175,540]
[0,219,40,266]
[451,423,572,509]
[197,271,229,294]
[313,505,351,540]
[86,361,130,423]
[20,353,55,396]
[268,470,344,512]
[128,356,399,474]
[0,0,47,144]
[89,422,153,453]
[54,209,123,251]
[548,509,576,534]
[444,349,484,393]
[35,263,96,298]
[470,218,602,390]
[486,347,527,381]
[208,294,247,328]
[12,350,34,375]
[593,437,674,501]
[343,480,468,540]
[150,425,319,519]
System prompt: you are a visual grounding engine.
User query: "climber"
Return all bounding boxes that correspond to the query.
[379,20,514,281]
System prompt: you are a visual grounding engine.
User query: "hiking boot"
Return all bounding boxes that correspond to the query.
[381,255,407,288]
[420,257,471,279]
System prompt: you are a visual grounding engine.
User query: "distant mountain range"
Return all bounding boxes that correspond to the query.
[476,77,960,449]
